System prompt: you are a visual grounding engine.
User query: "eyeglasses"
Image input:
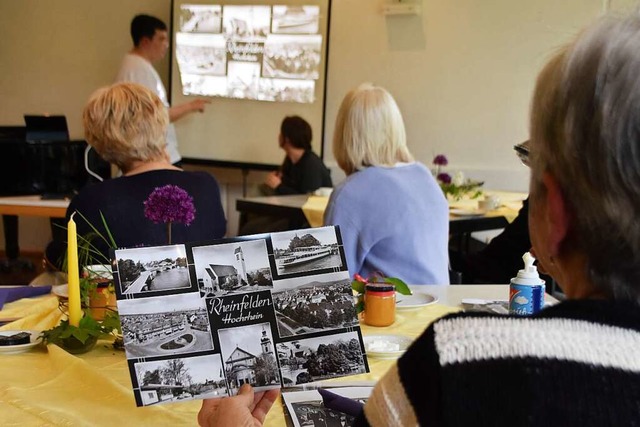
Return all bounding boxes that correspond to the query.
[513,140,530,167]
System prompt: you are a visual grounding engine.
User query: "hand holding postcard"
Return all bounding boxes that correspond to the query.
[111,226,369,407]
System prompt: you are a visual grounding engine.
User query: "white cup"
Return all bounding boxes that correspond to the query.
[478,195,500,211]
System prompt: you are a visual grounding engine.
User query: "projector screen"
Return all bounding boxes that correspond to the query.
[171,0,330,167]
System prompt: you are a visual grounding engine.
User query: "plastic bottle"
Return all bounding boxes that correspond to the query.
[508,252,546,315]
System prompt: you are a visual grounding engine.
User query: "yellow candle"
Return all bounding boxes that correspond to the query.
[67,212,82,327]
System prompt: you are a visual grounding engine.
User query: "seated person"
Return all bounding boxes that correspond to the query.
[450,142,555,290]
[324,83,449,284]
[262,115,332,195]
[239,116,331,235]
[198,12,640,426]
[46,83,226,267]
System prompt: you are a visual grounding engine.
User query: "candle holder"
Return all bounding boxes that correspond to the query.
[41,311,122,355]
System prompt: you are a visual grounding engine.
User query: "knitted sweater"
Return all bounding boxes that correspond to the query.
[356,299,640,426]
[324,163,449,284]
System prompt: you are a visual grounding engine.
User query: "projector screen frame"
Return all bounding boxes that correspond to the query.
[170,0,333,170]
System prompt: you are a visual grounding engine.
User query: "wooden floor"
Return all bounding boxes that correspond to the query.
[0,251,45,286]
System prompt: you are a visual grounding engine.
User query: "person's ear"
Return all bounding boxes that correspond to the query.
[542,172,571,257]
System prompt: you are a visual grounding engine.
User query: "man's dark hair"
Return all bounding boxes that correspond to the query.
[281,116,312,150]
[131,14,167,46]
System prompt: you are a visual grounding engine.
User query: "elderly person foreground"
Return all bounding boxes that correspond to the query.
[198,12,640,427]
[45,83,226,267]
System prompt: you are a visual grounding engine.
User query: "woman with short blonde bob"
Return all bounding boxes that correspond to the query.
[46,83,226,266]
[324,83,449,284]
[83,82,171,172]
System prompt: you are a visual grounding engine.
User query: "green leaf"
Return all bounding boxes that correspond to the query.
[385,277,412,295]
[351,280,366,294]
[355,298,364,314]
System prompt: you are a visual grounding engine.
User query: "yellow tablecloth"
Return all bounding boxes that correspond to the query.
[301,195,329,228]
[301,191,527,228]
[0,294,458,426]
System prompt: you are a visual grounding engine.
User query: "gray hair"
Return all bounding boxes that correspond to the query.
[529,13,640,302]
[333,83,413,175]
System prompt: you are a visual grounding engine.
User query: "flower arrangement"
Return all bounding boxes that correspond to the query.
[43,211,122,353]
[432,154,484,201]
[144,185,196,244]
[351,273,412,314]
[45,185,197,354]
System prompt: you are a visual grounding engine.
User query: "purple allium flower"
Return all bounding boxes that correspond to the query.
[433,154,448,166]
[437,172,452,184]
[144,185,196,226]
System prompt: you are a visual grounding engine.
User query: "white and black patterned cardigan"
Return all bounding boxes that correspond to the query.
[355,299,640,426]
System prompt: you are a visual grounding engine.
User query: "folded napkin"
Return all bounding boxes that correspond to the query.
[0,286,52,311]
[318,388,364,417]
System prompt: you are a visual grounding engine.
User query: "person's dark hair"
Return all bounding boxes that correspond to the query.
[281,116,312,150]
[131,14,167,46]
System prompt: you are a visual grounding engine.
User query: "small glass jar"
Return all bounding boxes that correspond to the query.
[364,283,396,327]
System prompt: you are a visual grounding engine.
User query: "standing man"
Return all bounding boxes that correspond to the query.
[116,14,209,166]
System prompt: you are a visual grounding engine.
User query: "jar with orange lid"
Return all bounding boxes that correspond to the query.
[364,283,396,327]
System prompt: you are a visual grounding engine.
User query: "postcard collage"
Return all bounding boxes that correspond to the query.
[111,226,369,407]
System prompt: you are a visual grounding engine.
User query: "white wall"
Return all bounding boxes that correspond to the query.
[1,0,637,251]
[323,0,614,191]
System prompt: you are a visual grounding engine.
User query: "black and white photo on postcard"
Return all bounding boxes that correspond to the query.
[192,239,272,297]
[134,353,228,407]
[218,322,281,394]
[114,245,191,295]
[282,386,373,427]
[118,292,214,359]
[272,271,357,338]
[271,226,343,277]
[277,331,367,386]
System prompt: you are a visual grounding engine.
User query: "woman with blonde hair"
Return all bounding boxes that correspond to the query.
[46,83,225,266]
[324,83,449,284]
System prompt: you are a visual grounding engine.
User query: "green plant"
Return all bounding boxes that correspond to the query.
[351,273,412,314]
[41,311,121,347]
[45,210,120,352]
[432,154,484,201]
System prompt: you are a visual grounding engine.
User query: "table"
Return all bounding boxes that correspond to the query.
[0,285,541,426]
[236,191,527,236]
[0,195,69,264]
[0,195,69,218]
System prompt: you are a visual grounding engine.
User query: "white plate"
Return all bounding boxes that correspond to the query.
[364,334,413,359]
[449,208,486,217]
[52,284,68,299]
[0,330,42,354]
[396,292,438,310]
